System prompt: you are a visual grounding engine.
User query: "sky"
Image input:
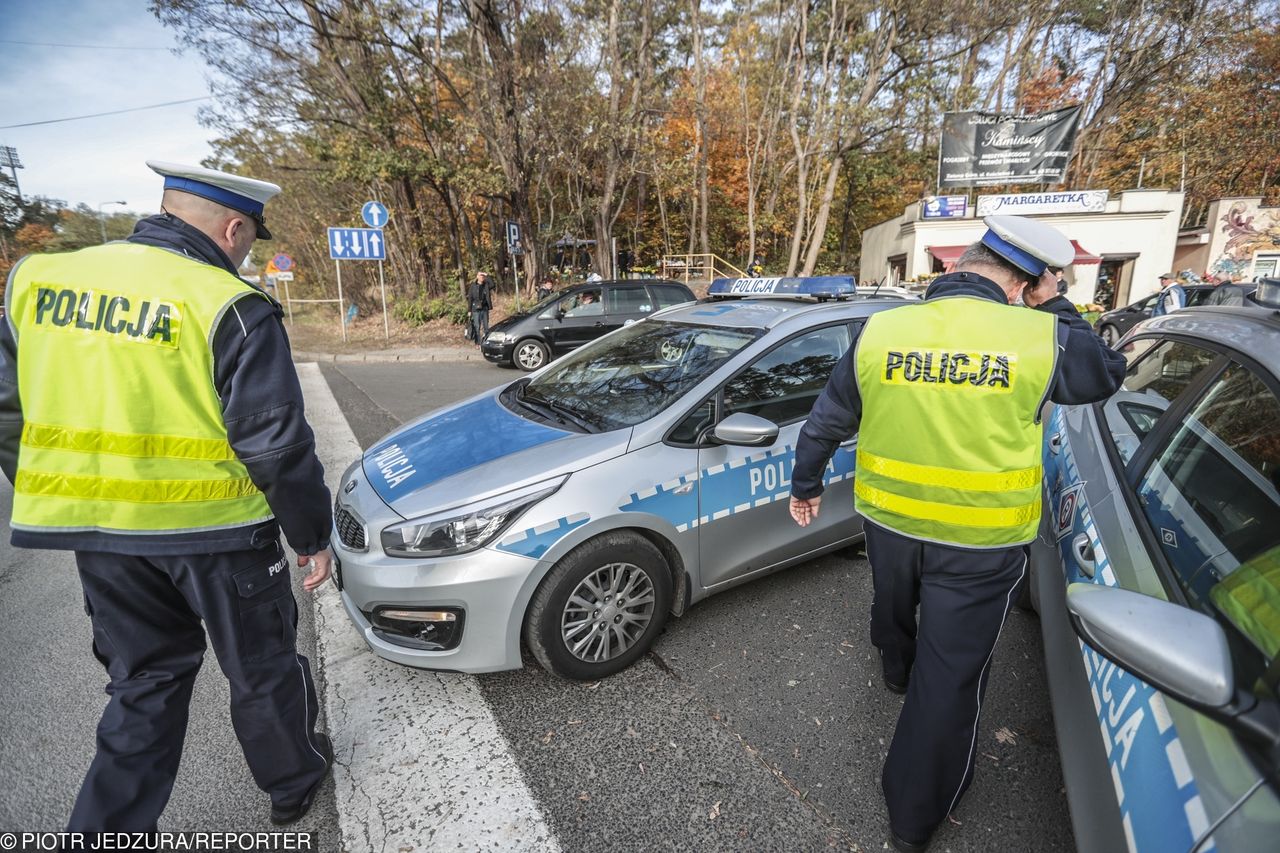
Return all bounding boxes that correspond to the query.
[0,0,221,215]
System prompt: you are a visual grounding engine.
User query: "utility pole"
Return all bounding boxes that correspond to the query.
[0,146,23,204]
[98,200,127,243]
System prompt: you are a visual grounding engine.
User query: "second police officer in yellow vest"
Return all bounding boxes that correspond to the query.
[0,161,335,831]
[790,215,1126,852]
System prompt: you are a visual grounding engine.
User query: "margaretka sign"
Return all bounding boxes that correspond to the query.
[939,106,1083,188]
[976,190,1110,217]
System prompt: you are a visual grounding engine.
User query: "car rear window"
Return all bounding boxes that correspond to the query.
[651,286,692,308]
[607,286,652,315]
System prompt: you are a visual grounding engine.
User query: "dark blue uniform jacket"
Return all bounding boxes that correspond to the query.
[0,214,333,556]
[791,271,1127,500]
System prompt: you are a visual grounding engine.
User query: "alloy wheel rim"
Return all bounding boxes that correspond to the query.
[561,562,656,663]
[518,343,544,368]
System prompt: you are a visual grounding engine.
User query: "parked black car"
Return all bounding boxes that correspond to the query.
[481,279,696,370]
[1095,284,1256,345]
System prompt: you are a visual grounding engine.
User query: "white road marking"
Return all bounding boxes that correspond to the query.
[297,363,560,853]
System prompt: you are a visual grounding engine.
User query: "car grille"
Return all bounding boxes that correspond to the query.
[335,503,367,551]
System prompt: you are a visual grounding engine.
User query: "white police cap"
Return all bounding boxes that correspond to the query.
[147,160,280,240]
[980,214,1075,278]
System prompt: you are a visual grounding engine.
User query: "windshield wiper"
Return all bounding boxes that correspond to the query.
[515,385,594,431]
[541,397,602,431]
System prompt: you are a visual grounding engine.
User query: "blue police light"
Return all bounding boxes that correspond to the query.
[708,275,857,299]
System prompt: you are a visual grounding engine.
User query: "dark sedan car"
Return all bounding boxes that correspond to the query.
[482,279,696,370]
[1095,284,1256,345]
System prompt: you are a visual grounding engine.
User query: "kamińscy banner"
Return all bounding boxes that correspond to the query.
[938,106,1082,188]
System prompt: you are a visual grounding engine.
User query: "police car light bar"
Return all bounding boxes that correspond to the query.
[707,275,857,300]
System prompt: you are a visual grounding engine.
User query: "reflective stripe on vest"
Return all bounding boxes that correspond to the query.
[853,295,1056,549]
[6,243,273,534]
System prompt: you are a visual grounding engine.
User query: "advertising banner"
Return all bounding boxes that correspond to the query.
[921,195,969,219]
[939,107,1082,187]
[976,190,1109,217]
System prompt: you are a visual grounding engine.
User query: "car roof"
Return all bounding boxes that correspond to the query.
[562,278,687,291]
[1138,305,1280,371]
[651,295,913,330]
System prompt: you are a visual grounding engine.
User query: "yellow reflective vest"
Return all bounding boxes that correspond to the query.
[853,296,1057,549]
[6,242,273,535]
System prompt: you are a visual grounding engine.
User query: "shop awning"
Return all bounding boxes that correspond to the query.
[928,240,1101,270]
[1070,240,1101,265]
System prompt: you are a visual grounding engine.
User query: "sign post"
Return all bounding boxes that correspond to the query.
[361,202,391,339]
[327,226,388,342]
[505,219,523,311]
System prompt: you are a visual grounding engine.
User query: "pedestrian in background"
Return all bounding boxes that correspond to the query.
[468,270,493,344]
[788,215,1125,852]
[0,161,335,831]
[1151,271,1185,316]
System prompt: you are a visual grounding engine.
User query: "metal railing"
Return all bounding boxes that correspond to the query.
[659,253,747,284]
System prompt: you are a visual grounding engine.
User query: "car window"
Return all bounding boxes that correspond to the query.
[668,398,715,445]
[1185,288,1214,307]
[1099,339,1220,465]
[651,286,691,308]
[1133,363,1280,694]
[607,286,652,315]
[722,325,851,425]
[521,320,761,431]
[1134,295,1157,312]
[562,289,603,317]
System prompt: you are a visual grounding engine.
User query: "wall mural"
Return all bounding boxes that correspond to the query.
[1213,201,1280,276]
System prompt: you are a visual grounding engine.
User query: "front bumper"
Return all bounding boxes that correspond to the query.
[481,337,515,363]
[333,535,542,673]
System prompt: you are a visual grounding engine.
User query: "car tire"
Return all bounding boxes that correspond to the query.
[1098,324,1120,346]
[514,338,550,372]
[524,532,672,680]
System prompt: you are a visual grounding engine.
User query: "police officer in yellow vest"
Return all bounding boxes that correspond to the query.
[790,215,1125,851]
[0,162,335,830]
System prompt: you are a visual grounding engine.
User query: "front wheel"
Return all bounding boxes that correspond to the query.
[524,532,672,680]
[515,338,550,371]
[1098,324,1120,346]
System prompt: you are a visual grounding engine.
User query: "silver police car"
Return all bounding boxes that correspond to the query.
[332,276,909,680]
[1033,281,1280,851]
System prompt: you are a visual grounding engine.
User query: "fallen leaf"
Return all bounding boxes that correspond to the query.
[709,800,722,820]
[787,679,800,687]
[948,814,963,826]
[568,720,583,725]
[586,681,601,690]
[542,730,555,744]
[639,762,645,773]
[578,791,591,802]
[995,726,1018,745]
[983,752,1001,763]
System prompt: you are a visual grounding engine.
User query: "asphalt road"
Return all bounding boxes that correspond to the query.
[319,360,1076,852]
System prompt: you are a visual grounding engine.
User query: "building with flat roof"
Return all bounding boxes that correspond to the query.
[859,188,1184,310]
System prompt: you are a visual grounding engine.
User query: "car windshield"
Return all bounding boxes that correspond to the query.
[514,320,761,431]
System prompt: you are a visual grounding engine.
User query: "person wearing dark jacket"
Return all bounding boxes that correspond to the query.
[0,161,334,831]
[467,271,493,343]
[789,215,1125,852]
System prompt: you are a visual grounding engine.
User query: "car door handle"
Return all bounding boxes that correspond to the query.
[1072,533,1096,578]
[1048,433,1063,456]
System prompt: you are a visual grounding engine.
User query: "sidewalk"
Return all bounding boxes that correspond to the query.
[293,345,482,364]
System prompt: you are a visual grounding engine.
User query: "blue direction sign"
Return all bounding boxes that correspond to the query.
[328,227,386,261]
[361,201,389,228]
[272,253,294,271]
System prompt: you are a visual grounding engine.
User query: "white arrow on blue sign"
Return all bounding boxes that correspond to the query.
[361,201,389,228]
[327,227,386,261]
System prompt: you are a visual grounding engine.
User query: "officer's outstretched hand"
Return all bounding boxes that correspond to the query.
[298,548,334,592]
[789,495,821,527]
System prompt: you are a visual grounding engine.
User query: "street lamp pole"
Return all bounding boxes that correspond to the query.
[98,200,127,244]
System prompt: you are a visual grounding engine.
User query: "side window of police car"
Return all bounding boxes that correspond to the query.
[1098,338,1220,465]
[722,325,852,425]
[1133,362,1280,697]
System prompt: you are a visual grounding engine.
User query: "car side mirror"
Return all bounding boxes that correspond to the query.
[1066,584,1280,750]
[712,413,779,447]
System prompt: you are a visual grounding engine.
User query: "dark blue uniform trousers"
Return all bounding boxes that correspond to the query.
[69,543,329,831]
[864,522,1027,844]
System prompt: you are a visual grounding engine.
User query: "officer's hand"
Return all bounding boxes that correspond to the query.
[298,548,333,592]
[789,495,821,527]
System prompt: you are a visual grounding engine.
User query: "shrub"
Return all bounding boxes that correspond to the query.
[394,291,468,327]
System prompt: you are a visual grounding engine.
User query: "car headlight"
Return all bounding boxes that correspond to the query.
[380,478,564,558]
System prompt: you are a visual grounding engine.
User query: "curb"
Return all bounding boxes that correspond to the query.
[293,348,485,364]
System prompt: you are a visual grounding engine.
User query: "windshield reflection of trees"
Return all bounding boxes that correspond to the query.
[529,323,757,430]
[726,354,839,422]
